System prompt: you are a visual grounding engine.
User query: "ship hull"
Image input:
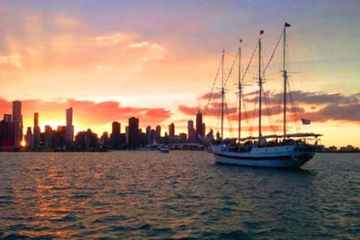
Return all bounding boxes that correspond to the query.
[212,144,315,168]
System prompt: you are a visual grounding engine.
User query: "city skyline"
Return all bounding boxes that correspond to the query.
[0,100,210,150]
[0,1,360,147]
[1,100,357,152]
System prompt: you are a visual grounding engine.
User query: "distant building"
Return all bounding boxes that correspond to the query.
[75,129,98,150]
[202,122,206,137]
[12,101,23,148]
[128,117,139,149]
[125,126,129,145]
[216,131,221,141]
[196,111,203,140]
[0,114,15,150]
[3,114,11,122]
[33,112,41,148]
[155,125,161,143]
[53,126,66,150]
[187,120,195,142]
[65,107,74,145]
[138,128,146,146]
[146,126,152,144]
[179,133,187,142]
[169,123,175,138]
[25,127,33,149]
[100,131,110,148]
[111,121,121,148]
[150,129,156,144]
[44,125,53,149]
[206,129,214,141]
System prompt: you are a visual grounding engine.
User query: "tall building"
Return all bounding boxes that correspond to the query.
[128,117,139,149]
[196,111,203,139]
[33,112,41,148]
[206,128,214,141]
[150,129,156,144]
[12,101,23,148]
[74,129,98,150]
[25,127,33,149]
[187,120,195,142]
[3,114,11,122]
[155,125,161,143]
[0,114,15,149]
[54,126,66,149]
[100,132,110,147]
[65,107,74,145]
[44,125,53,149]
[168,123,175,138]
[111,121,121,148]
[146,126,152,144]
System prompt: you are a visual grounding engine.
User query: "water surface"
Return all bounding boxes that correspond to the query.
[0,152,359,239]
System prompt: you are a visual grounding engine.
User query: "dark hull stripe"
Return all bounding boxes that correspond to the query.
[214,152,293,161]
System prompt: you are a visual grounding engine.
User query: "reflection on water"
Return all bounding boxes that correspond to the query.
[0,152,359,239]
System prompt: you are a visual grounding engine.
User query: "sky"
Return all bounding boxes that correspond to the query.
[0,0,359,147]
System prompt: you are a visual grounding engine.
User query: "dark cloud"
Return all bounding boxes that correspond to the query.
[198,92,222,100]
[204,125,283,134]
[198,90,258,101]
[302,103,360,123]
[178,103,236,117]
[180,90,360,125]
[227,106,304,121]
[245,91,360,105]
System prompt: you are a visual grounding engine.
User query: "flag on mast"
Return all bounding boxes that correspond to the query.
[285,22,291,27]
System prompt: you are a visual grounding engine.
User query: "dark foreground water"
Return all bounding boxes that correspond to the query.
[0,152,359,240]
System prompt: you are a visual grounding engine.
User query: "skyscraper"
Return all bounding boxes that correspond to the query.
[128,117,139,149]
[111,121,121,148]
[146,126,152,144]
[169,123,175,138]
[187,120,195,142]
[44,125,53,149]
[12,101,23,148]
[33,112,41,148]
[155,125,161,143]
[0,114,15,149]
[196,111,203,139]
[25,127,33,149]
[65,107,74,145]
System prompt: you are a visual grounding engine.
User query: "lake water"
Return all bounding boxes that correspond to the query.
[0,151,359,239]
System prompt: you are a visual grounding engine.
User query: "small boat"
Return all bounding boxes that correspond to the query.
[159,145,170,153]
[211,23,321,168]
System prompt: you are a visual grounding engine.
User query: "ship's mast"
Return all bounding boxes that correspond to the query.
[283,23,291,139]
[238,39,243,142]
[258,30,264,142]
[221,49,225,140]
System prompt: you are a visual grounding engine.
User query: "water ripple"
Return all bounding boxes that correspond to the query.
[0,152,359,239]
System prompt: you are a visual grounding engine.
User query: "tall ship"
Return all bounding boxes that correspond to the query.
[211,23,321,168]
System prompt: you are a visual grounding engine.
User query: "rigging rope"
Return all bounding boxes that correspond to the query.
[204,57,221,112]
[287,80,302,133]
[241,44,258,83]
[262,93,275,134]
[242,98,250,138]
[263,31,283,76]
[224,55,237,86]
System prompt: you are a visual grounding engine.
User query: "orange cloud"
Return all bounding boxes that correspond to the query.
[0,98,171,132]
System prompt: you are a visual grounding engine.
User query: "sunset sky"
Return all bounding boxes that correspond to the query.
[0,0,359,147]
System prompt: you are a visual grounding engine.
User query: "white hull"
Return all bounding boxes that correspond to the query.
[212,144,315,168]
